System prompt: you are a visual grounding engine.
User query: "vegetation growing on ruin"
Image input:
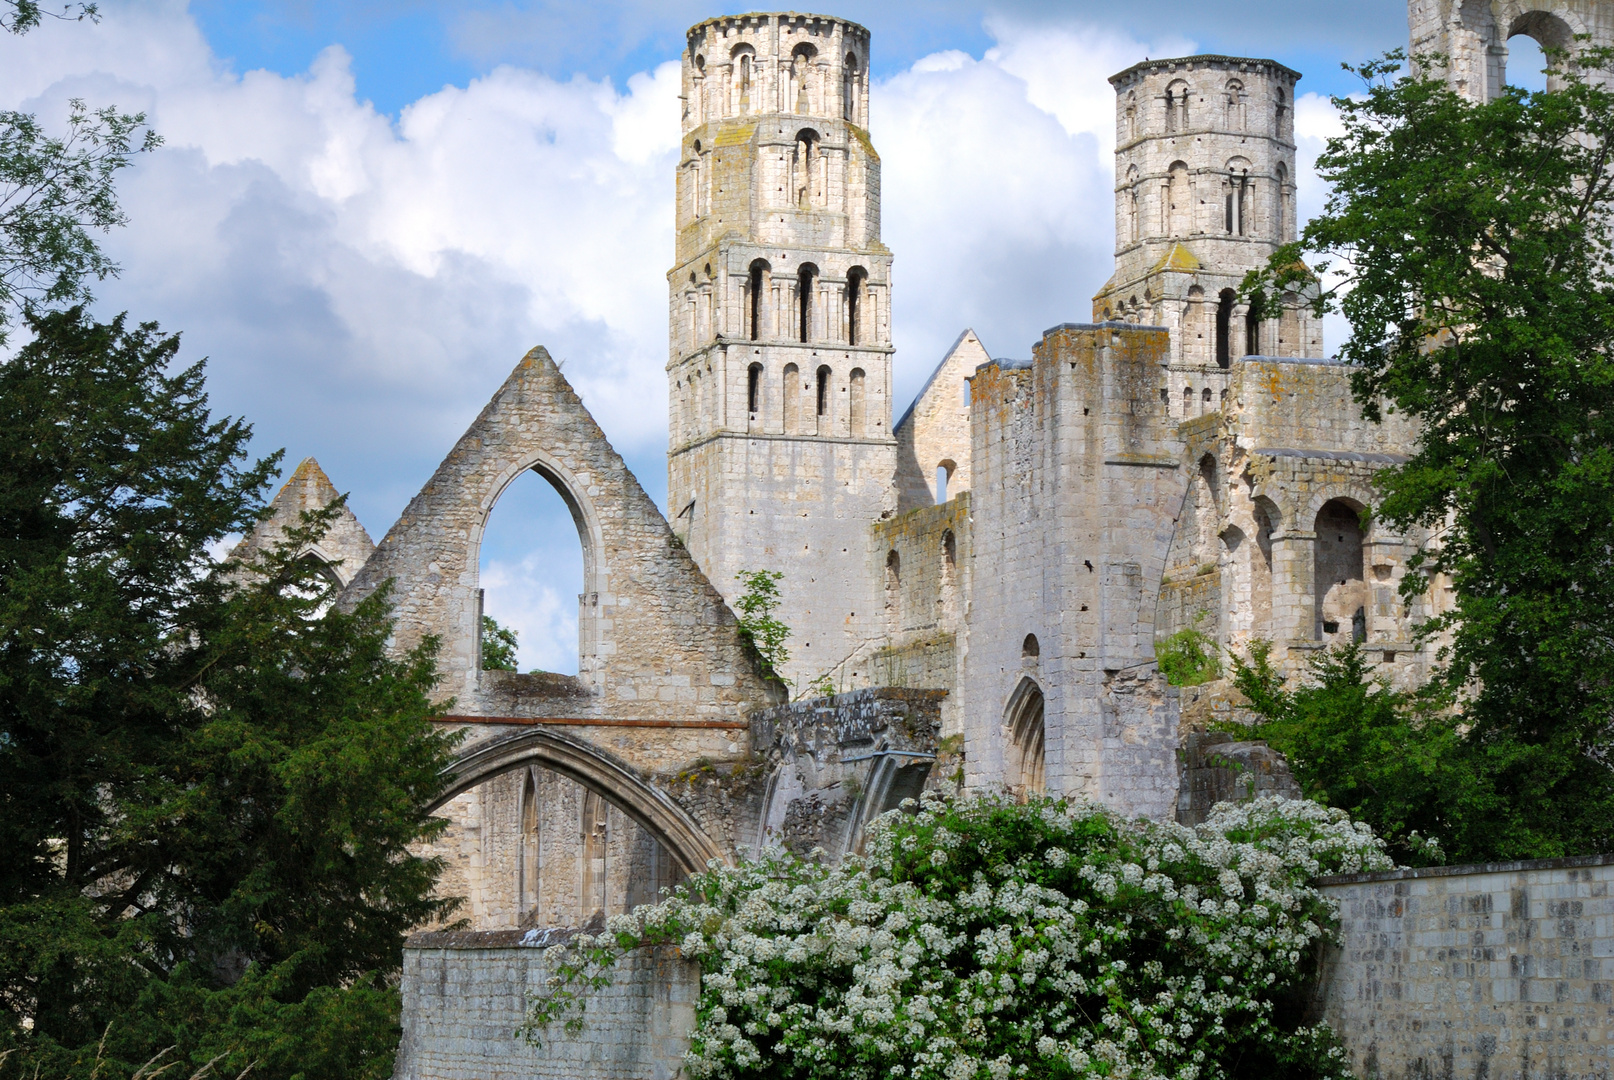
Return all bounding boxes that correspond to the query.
[733,569,791,685]
[526,791,1388,1080]
[1245,45,1614,859]
[1155,614,1221,688]
[0,309,459,1079]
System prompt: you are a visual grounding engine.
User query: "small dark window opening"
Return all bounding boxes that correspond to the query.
[747,363,762,415]
[1215,289,1235,368]
[1351,606,1367,643]
[816,365,831,416]
[748,259,767,340]
[942,529,956,568]
[846,267,866,346]
[1022,633,1040,658]
[798,263,817,343]
[1245,304,1260,357]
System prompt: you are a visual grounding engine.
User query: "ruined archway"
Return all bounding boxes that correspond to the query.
[432,727,727,877]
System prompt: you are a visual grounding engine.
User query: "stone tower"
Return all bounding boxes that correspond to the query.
[667,13,897,690]
[1095,55,1321,413]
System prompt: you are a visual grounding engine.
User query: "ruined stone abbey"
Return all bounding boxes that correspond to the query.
[237,0,1614,937]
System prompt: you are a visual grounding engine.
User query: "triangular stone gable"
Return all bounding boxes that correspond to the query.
[230,457,376,585]
[894,329,989,512]
[341,346,774,725]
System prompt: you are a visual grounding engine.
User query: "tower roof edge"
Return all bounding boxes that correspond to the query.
[686,11,871,40]
[1108,54,1302,88]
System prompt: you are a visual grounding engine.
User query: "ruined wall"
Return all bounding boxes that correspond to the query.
[1409,0,1614,103]
[228,457,375,586]
[960,324,1183,818]
[395,933,697,1080]
[1315,854,1614,1080]
[893,330,986,512]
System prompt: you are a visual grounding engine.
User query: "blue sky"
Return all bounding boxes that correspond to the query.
[0,1,1545,672]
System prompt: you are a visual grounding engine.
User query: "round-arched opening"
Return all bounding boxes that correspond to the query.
[845,266,867,346]
[478,465,586,676]
[816,363,832,418]
[936,458,956,504]
[1506,12,1574,93]
[747,362,764,417]
[747,258,770,341]
[798,262,819,342]
[942,528,956,569]
[1022,633,1040,659]
[885,548,901,627]
[1314,498,1366,641]
[1215,289,1236,368]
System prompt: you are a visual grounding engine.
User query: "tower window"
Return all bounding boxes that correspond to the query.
[846,266,867,345]
[792,128,820,207]
[747,362,763,415]
[748,258,769,340]
[1246,304,1260,357]
[816,364,831,417]
[843,52,860,123]
[1215,289,1235,368]
[849,367,866,435]
[798,263,818,342]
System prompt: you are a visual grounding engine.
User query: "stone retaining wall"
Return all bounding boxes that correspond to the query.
[1315,853,1614,1080]
[393,930,698,1080]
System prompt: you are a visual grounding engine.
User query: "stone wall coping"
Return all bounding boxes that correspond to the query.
[404,928,691,951]
[1315,850,1614,886]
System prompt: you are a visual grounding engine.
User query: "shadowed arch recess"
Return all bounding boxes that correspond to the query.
[431,726,727,876]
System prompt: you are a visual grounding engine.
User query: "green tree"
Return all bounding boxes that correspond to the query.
[1245,46,1614,858]
[481,614,519,671]
[1231,642,1454,864]
[733,569,790,685]
[0,308,458,1079]
[1155,612,1220,687]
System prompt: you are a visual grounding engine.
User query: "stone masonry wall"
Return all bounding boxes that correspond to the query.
[394,933,697,1080]
[1315,854,1614,1080]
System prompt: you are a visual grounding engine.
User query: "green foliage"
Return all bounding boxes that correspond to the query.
[481,614,519,671]
[0,308,458,1079]
[1244,46,1614,858]
[732,569,790,685]
[527,791,1392,1079]
[1156,613,1221,687]
[1231,642,1451,865]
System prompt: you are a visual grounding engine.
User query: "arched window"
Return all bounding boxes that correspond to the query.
[1124,164,1140,243]
[1245,303,1261,358]
[849,367,866,435]
[792,129,819,207]
[519,769,539,919]
[731,44,755,113]
[1202,387,1213,406]
[1006,678,1046,800]
[1314,499,1366,640]
[1165,161,1189,236]
[843,52,860,122]
[1165,79,1190,132]
[1215,289,1235,368]
[1182,386,1194,412]
[1224,79,1245,131]
[1022,633,1040,659]
[581,790,609,918]
[791,43,817,113]
[783,363,801,433]
[797,263,818,342]
[747,258,769,340]
[846,266,867,345]
[692,54,705,126]
[478,466,586,676]
[936,459,955,503]
[1274,86,1287,136]
[942,528,956,569]
[747,362,763,416]
[1275,162,1290,240]
[816,364,831,418]
[1125,91,1137,139]
[1225,158,1251,235]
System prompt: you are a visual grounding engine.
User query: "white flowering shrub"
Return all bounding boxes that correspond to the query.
[525,792,1391,1079]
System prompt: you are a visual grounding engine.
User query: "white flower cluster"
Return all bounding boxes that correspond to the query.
[527,793,1390,1080]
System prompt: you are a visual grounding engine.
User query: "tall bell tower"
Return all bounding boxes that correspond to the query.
[1095,55,1322,388]
[667,13,896,691]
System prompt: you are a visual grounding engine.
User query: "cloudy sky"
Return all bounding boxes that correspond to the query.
[0,1,1544,672]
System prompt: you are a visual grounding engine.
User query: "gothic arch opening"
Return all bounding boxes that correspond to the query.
[1005,677,1046,800]
[478,464,587,677]
[431,729,704,929]
[1314,498,1367,641]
